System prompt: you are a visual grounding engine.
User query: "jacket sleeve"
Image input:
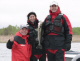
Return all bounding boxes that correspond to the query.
[6,39,14,49]
[42,18,47,37]
[41,18,48,48]
[63,14,73,51]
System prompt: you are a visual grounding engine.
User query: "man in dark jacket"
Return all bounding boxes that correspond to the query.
[42,1,73,61]
[27,12,46,61]
[7,25,32,61]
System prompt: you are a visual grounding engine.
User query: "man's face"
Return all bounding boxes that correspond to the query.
[50,5,58,12]
[20,28,28,35]
[29,14,36,23]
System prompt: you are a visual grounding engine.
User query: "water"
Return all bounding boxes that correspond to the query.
[0,43,11,61]
[0,42,80,61]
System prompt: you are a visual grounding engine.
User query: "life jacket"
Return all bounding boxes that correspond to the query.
[45,13,64,35]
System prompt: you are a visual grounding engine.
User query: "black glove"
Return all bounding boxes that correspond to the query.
[65,44,71,51]
[35,41,39,46]
[28,37,35,44]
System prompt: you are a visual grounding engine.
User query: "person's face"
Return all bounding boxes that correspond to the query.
[29,15,36,23]
[20,28,28,35]
[50,5,58,12]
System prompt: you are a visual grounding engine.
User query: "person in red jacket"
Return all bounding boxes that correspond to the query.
[42,1,73,61]
[7,25,32,61]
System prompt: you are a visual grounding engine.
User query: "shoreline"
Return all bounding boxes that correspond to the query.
[0,35,80,43]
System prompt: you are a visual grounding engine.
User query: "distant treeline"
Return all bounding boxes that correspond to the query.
[0,25,80,35]
[0,25,20,35]
[73,27,80,35]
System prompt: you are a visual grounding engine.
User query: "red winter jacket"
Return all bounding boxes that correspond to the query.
[7,32,32,61]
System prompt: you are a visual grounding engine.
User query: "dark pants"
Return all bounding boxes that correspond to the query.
[30,54,46,61]
[47,50,66,61]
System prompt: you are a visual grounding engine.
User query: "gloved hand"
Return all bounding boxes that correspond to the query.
[28,37,35,44]
[35,41,39,46]
[64,34,72,51]
[65,44,71,51]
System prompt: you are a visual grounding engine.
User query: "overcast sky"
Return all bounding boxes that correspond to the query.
[0,0,80,28]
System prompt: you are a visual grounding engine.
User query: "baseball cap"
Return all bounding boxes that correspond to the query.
[50,1,58,6]
[20,24,29,29]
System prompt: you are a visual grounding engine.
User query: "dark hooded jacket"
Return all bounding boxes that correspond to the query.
[27,19,45,55]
